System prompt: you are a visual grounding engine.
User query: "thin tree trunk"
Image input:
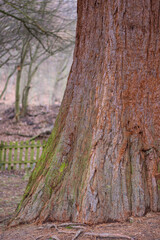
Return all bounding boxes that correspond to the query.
[21,85,30,116]
[21,64,32,117]
[15,66,22,121]
[11,0,160,225]
[0,67,16,100]
[15,40,29,121]
[21,42,50,116]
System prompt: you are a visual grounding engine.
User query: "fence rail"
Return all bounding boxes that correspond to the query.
[0,140,46,171]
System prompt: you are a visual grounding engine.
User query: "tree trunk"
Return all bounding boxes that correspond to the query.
[21,85,30,117]
[12,0,160,225]
[21,43,39,117]
[15,66,22,122]
[0,68,16,100]
[15,40,29,121]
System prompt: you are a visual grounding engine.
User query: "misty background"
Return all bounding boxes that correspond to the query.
[0,0,77,108]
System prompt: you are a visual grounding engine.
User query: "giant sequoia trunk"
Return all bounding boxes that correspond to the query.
[12,0,160,225]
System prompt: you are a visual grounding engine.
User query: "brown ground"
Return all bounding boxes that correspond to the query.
[0,170,28,228]
[0,103,160,240]
[0,103,60,142]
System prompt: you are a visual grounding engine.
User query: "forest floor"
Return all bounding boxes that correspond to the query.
[0,103,160,240]
[0,103,60,142]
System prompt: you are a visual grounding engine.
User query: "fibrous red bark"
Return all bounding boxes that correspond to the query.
[11,0,160,225]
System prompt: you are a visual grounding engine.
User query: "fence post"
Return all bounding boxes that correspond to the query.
[30,140,35,169]
[19,141,24,170]
[3,142,8,170]
[13,141,18,170]
[8,141,13,170]
[24,141,29,170]
[0,141,4,170]
[36,140,41,162]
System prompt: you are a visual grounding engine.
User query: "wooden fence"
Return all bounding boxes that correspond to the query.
[0,140,46,171]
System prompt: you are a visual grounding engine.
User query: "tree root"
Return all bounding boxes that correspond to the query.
[57,222,87,228]
[56,230,75,234]
[40,223,135,240]
[71,230,84,240]
[46,223,59,231]
[84,232,134,240]
[50,235,60,240]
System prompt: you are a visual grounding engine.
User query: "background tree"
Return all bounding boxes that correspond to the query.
[0,0,76,119]
[11,0,160,225]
